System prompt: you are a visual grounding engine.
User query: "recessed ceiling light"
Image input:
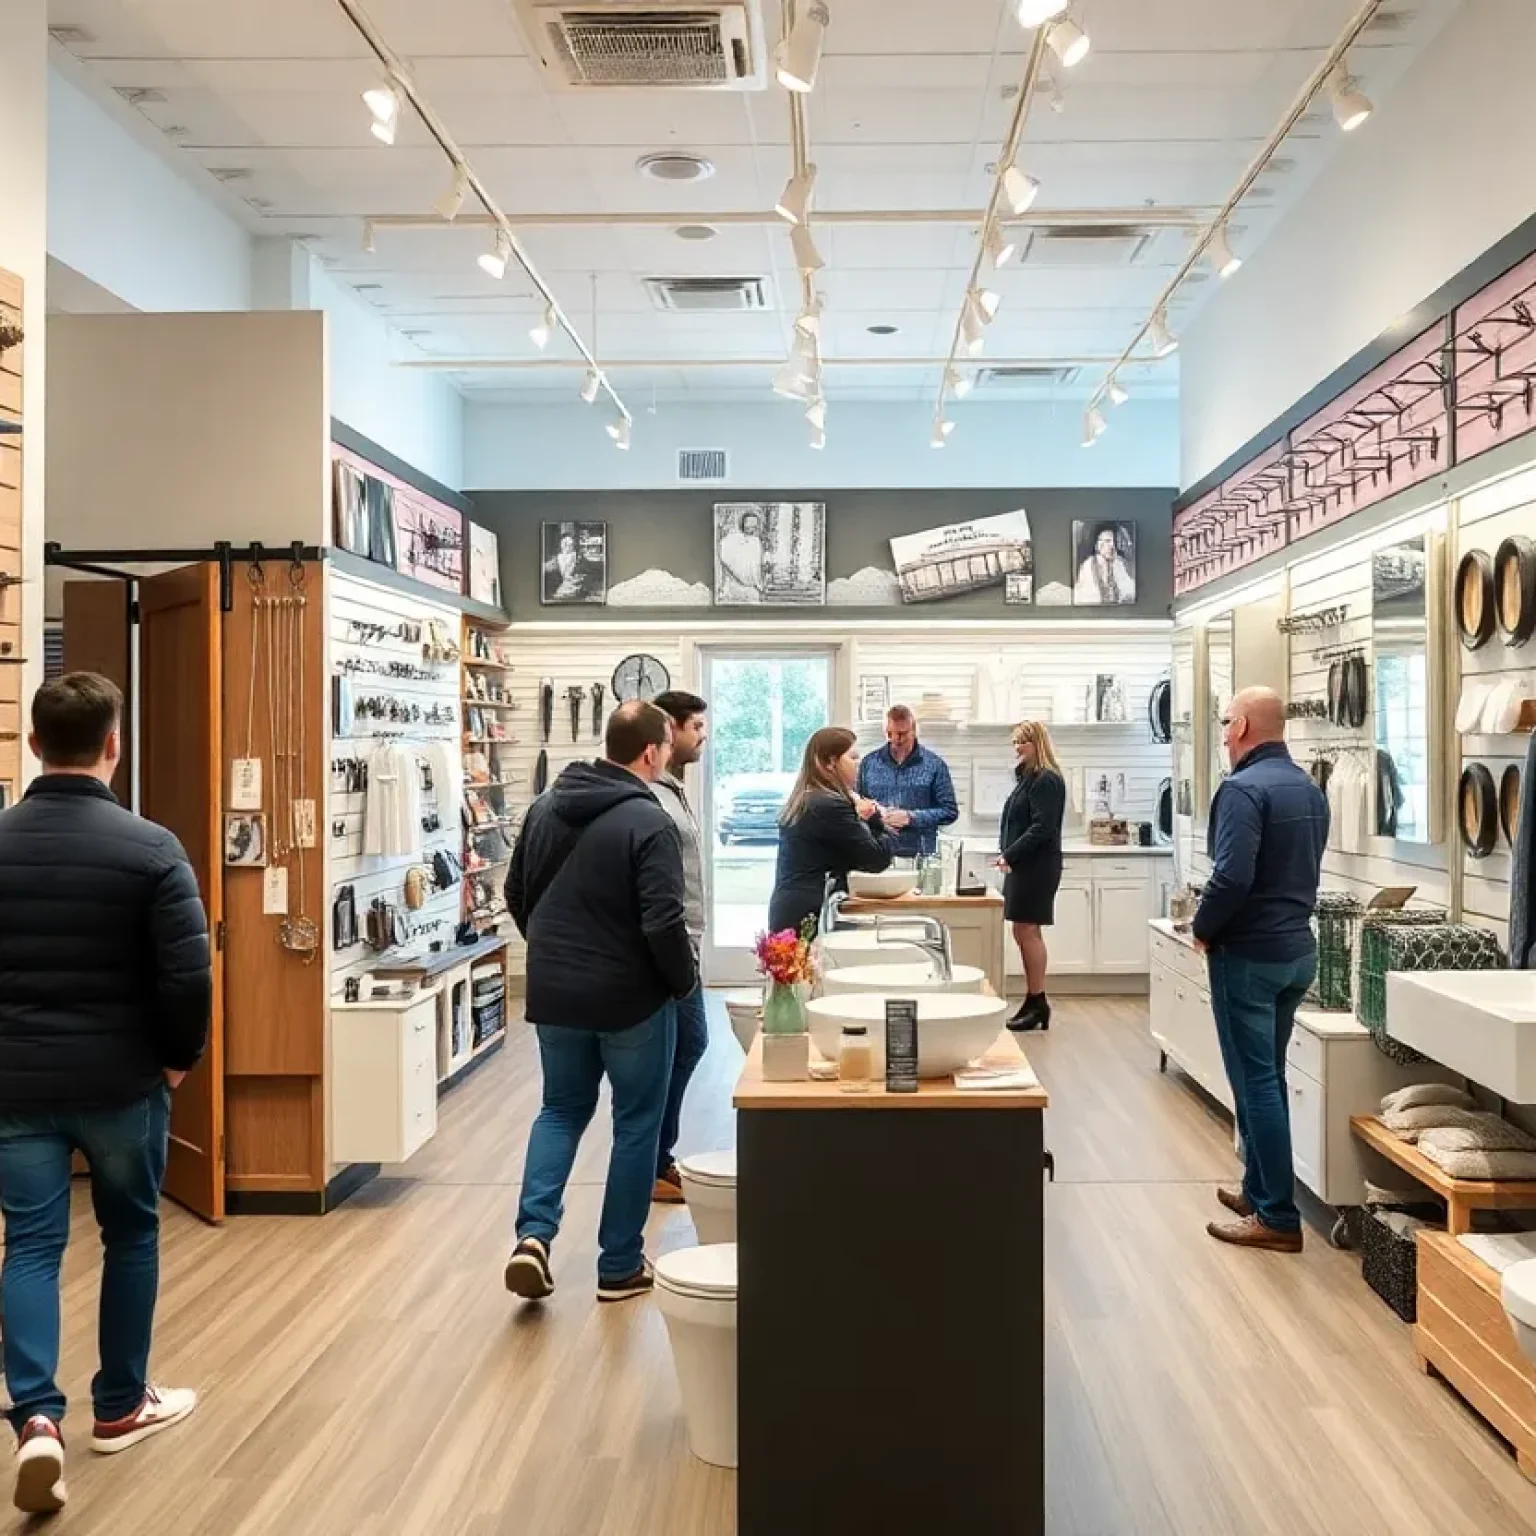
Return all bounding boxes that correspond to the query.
[673,224,718,241]
[867,324,898,336]
[637,152,716,183]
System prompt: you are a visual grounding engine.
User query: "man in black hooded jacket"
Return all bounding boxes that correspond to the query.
[503,700,697,1304]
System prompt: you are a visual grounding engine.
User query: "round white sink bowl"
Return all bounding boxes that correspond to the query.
[821,963,985,997]
[847,870,918,900]
[817,929,931,970]
[806,992,1007,1078]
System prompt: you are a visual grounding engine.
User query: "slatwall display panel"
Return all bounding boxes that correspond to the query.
[1285,534,1451,911]
[1452,467,1536,947]
[849,630,1173,844]
[490,629,688,976]
[327,572,464,997]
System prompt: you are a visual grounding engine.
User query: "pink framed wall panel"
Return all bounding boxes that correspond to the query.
[332,443,464,595]
[1172,440,1290,597]
[1282,323,1447,542]
[1452,248,1536,462]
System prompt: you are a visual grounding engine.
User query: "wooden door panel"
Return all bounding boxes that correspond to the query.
[62,580,134,804]
[139,564,225,1222]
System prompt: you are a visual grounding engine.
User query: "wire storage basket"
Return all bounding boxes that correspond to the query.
[1309,893,1364,1011]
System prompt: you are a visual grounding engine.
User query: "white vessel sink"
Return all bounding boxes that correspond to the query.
[1388,971,1536,1100]
[817,929,931,970]
[806,993,1007,1078]
[847,870,918,899]
[821,963,986,997]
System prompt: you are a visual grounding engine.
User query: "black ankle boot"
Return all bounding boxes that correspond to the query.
[1008,993,1051,1032]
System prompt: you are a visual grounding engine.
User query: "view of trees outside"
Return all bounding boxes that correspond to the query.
[709,657,829,781]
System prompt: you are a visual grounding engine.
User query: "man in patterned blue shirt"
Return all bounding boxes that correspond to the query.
[856,704,959,859]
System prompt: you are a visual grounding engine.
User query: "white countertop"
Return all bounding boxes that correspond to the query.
[1062,842,1172,858]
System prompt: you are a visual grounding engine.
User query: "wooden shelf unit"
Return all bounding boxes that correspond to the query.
[461,615,516,941]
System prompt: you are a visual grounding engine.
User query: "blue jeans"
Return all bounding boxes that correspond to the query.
[0,1086,170,1431]
[1208,949,1316,1234]
[657,986,709,1178]
[517,1005,677,1282]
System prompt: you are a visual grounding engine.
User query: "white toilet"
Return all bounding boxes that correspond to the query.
[1503,1258,1536,1363]
[678,1149,737,1244]
[721,990,762,1053]
[654,1243,738,1468]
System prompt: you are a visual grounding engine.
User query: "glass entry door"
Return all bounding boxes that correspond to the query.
[700,648,833,985]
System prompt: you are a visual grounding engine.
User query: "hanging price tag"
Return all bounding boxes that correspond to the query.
[294,799,317,849]
[262,865,289,917]
[230,758,262,811]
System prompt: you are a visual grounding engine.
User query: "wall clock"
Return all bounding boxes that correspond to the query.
[612,653,670,702]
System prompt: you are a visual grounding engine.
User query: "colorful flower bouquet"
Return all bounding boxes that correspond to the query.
[755,921,817,1036]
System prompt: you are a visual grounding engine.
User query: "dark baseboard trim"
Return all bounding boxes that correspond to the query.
[439,1031,506,1096]
[226,1161,380,1217]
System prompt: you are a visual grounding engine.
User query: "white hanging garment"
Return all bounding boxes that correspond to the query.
[363,741,422,858]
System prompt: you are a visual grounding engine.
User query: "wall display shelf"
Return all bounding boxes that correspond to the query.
[0,267,23,805]
[461,615,517,935]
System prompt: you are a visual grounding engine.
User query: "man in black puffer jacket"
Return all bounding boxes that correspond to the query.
[502,700,696,1306]
[0,673,210,1513]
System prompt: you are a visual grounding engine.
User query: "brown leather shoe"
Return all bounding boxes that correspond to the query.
[652,1166,685,1205]
[1206,1215,1303,1253]
[1217,1186,1253,1218]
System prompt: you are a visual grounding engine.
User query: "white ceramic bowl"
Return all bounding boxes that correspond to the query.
[847,870,919,900]
[817,928,932,970]
[821,963,986,997]
[806,992,1007,1078]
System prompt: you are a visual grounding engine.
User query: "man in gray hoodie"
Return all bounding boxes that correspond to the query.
[649,690,711,1203]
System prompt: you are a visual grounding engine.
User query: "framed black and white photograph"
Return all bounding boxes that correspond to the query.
[1072,520,1137,605]
[223,811,268,868]
[889,509,1032,604]
[540,521,607,605]
[714,502,825,606]
[1004,573,1034,605]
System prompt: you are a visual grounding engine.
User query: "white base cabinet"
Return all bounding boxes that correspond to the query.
[1149,921,1457,1209]
[1007,855,1172,981]
[332,986,441,1164]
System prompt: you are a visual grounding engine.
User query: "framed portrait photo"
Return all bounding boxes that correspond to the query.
[540,521,608,605]
[1072,520,1137,605]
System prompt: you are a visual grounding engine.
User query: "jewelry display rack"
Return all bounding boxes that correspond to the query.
[0,267,24,807]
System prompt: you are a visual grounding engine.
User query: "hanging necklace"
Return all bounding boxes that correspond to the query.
[278,567,318,959]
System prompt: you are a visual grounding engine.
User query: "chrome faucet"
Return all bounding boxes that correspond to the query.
[817,876,953,982]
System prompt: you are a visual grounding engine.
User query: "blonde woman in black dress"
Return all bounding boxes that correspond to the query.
[996,720,1066,1031]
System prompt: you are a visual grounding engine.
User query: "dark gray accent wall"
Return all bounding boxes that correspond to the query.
[467,487,1174,622]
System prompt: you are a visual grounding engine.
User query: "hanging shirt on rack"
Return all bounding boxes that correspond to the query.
[1324,755,1369,854]
[363,741,424,858]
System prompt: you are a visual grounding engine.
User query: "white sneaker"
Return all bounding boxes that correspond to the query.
[14,1415,66,1513]
[89,1384,197,1455]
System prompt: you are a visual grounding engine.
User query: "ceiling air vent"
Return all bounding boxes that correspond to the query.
[644,276,767,312]
[977,366,1081,388]
[678,448,729,483]
[513,0,767,90]
[1020,225,1153,267]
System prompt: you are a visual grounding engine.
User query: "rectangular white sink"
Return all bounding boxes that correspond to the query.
[1388,971,1536,1100]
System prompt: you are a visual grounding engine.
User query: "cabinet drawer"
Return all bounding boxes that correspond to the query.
[404,1004,437,1078]
[1286,1023,1325,1086]
[1289,1067,1325,1198]
[1094,861,1151,881]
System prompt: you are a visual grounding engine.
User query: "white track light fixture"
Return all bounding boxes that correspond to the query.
[794,295,823,340]
[361,218,376,254]
[809,424,826,450]
[1209,224,1242,279]
[1082,404,1106,446]
[774,360,815,400]
[1147,308,1178,358]
[944,366,974,400]
[931,417,954,448]
[478,228,511,280]
[777,2,830,92]
[434,164,469,221]
[1107,377,1129,407]
[363,84,401,143]
[985,221,1019,269]
[971,286,1002,323]
[1016,0,1069,25]
[805,398,827,431]
[1046,17,1090,69]
[960,305,986,357]
[606,415,632,450]
[775,164,817,225]
[790,223,824,274]
[1001,163,1042,216]
[530,302,556,351]
[1329,64,1373,132]
[580,369,601,404]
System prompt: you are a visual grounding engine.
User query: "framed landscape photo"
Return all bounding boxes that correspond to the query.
[540,521,608,605]
[889,509,1032,604]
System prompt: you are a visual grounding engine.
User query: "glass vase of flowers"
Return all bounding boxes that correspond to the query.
[755,922,817,1080]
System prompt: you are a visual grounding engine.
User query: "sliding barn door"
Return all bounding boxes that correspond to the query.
[139,564,226,1221]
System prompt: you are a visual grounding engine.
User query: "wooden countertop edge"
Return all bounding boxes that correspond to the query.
[734,1029,1049,1111]
[842,893,1004,910]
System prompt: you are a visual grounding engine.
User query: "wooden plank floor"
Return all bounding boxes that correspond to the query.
[15,995,1536,1534]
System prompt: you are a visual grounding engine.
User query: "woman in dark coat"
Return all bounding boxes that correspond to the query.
[768,726,894,936]
[995,719,1066,1032]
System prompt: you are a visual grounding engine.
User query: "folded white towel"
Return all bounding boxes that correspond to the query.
[1381,1083,1475,1116]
